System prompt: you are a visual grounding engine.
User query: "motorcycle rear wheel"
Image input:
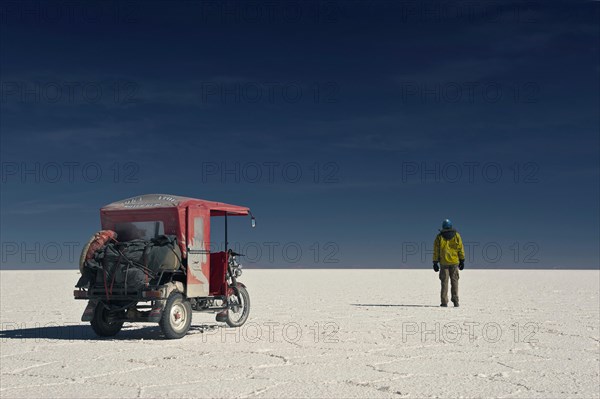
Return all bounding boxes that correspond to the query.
[159,292,192,339]
[90,303,123,337]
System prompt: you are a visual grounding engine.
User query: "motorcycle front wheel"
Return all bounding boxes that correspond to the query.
[225,284,250,327]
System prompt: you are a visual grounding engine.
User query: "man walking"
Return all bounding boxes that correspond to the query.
[433,219,465,307]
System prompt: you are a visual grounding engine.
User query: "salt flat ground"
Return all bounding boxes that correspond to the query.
[0,270,598,398]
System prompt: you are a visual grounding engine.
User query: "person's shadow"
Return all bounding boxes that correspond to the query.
[351,303,439,308]
[0,323,223,341]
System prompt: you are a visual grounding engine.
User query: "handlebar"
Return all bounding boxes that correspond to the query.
[227,249,244,257]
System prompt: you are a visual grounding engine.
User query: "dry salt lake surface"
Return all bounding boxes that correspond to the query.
[0,269,599,398]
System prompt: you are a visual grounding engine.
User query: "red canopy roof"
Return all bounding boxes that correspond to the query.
[101,194,250,215]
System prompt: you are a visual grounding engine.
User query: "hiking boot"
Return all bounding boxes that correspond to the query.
[453,301,459,307]
[440,303,448,307]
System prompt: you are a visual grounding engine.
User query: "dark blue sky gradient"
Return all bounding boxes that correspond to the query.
[1,1,598,269]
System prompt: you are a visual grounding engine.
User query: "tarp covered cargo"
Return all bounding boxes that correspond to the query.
[76,234,182,290]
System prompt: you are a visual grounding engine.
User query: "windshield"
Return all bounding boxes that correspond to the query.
[114,221,165,241]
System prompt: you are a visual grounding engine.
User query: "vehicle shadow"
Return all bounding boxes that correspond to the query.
[351,303,439,308]
[0,323,224,341]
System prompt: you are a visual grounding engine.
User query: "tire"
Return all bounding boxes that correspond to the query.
[225,285,250,327]
[90,303,124,337]
[78,238,92,272]
[159,292,192,339]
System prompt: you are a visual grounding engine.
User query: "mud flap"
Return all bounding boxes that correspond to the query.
[148,282,183,322]
[148,300,165,322]
[228,282,247,304]
[81,300,97,322]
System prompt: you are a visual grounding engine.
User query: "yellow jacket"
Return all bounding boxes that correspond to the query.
[433,230,465,266]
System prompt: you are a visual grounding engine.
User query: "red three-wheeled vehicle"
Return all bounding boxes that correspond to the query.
[74,194,255,339]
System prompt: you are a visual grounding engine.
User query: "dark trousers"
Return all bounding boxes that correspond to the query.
[439,264,459,304]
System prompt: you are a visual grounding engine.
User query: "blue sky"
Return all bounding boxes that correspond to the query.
[0,1,598,269]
